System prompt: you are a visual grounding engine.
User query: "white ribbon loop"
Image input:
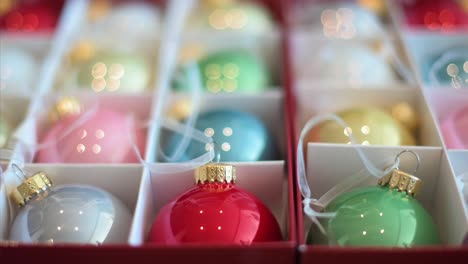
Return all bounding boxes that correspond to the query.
[297,113,399,234]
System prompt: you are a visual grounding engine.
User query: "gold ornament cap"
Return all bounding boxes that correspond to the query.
[48,97,81,123]
[378,169,422,196]
[11,172,53,207]
[195,163,236,184]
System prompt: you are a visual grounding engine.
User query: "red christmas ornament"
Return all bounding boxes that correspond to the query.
[0,0,64,32]
[148,163,282,245]
[401,0,468,31]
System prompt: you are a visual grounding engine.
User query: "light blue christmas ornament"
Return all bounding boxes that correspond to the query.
[164,109,277,162]
[427,47,468,89]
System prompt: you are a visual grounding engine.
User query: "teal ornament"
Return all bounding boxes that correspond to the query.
[164,109,276,162]
[427,47,468,89]
[173,50,270,94]
[308,170,440,247]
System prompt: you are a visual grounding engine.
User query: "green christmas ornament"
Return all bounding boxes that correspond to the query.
[173,50,270,94]
[77,52,150,93]
[308,166,440,247]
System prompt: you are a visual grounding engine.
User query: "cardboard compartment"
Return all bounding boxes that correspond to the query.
[294,87,442,147]
[159,93,287,161]
[51,1,163,93]
[29,93,155,163]
[303,144,467,244]
[400,32,468,86]
[0,164,144,243]
[177,32,282,86]
[125,161,295,264]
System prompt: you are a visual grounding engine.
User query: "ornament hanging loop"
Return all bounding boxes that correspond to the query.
[11,163,27,181]
[211,139,221,163]
[394,150,420,175]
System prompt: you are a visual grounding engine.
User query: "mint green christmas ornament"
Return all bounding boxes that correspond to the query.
[173,50,270,94]
[308,169,440,247]
[77,52,150,93]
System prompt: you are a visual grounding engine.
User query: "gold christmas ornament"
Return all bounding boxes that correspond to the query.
[48,97,81,124]
[390,102,419,133]
[166,98,193,121]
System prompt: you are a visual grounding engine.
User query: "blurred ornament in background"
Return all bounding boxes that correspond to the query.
[390,102,419,133]
[400,0,468,31]
[305,106,416,146]
[0,0,63,32]
[164,109,276,162]
[294,2,383,39]
[9,170,132,244]
[36,108,146,163]
[76,52,150,93]
[186,0,274,33]
[441,105,468,149]
[428,47,468,89]
[148,163,282,245]
[166,98,194,121]
[308,158,440,246]
[299,42,396,87]
[47,96,81,124]
[0,115,12,148]
[91,2,160,43]
[174,49,270,94]
[0,47,38,95]
[68,40,97,65]
[357,0,387,18]
[87,0,111,22]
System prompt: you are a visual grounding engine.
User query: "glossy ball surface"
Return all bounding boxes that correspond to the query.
[300,42,396,86]
[0,1,62,32]
[427,47,468,88]
[149,183,282,245]
[187,1,273,33]
[36,109,145,163]
[174,50,270,94]
[76,52,150,93]
[0,47,38,95]
[306,107,415,146]
[308,186,440,247]
[441,106,468,149]
[164,109,276,162]
[9,184,132,244]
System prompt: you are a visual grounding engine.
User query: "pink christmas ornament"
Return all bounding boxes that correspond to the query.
[441,106,468,149]
[36,109,145,163]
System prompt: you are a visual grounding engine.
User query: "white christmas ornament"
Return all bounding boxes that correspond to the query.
[0,47,38,95]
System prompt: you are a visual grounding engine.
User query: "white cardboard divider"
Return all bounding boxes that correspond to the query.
[304,143,468,245]
[4,164,143,243]
[295,86,443,147]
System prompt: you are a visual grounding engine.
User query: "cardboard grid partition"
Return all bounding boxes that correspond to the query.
[288,0,468,263]
[0,0,297,264]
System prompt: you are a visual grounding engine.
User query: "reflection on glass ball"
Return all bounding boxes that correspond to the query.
[441,105,468,149]
[187,1,273,33]
[36,109,146,163]
[164,109,276,162]
[9,184,132,244]
[76,52,150,93]
[428,47,468,88]
[0,47,38,95]
[308,186,440,246]
[174,50,270,94]
[306,107,416,146]
[0,115,12,148]
[301,42,396,87]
